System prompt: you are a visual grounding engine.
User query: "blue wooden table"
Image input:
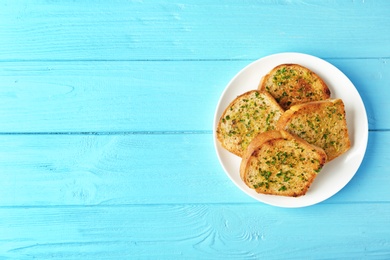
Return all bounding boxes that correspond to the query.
[1,1,389,258]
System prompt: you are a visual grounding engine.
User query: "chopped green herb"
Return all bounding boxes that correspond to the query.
[279,186,287,191]
[261,170,272,180]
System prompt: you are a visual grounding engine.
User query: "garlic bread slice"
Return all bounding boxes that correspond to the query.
[240,130,327,197]
[259,64,331,110]
[277,99,351,161]
[216,90,283,157]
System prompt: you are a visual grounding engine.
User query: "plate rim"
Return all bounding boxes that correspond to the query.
[213,52,369,208]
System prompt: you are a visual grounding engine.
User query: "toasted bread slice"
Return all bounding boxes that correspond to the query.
[276,99,350,161]
[259,64,331,110]
[240,130,327,197]
[216,90,284,157]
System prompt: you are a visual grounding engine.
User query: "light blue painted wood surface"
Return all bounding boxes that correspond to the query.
[1,0,389,259]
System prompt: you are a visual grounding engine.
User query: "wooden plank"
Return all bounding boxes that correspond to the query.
[0,1,389,60]
[0,131,385,206]
[1,203,389,258]
[0,58,387,132]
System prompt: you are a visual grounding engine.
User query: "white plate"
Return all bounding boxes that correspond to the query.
[213,52,368,208]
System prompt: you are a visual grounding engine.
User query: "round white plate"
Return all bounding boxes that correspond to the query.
[213,52,368,208]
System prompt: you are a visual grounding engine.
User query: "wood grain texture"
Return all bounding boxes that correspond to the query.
[0,58,388,132]
[0,1,389,60]
[1,0,389,258]
[1,204,390,259]
[0,131,385,206]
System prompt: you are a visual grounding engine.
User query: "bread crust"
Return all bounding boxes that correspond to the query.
[240,130,327,197]
[216,90,284,157]
[276,99,351,161]
[259,64,331,110]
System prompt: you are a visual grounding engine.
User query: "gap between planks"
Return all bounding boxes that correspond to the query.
[0,130,213,136]
[0,129,386,136]
[0,200,389,209]
[0,57,389,63]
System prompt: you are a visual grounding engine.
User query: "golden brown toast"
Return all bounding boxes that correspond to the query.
[259,64,331,110]
[276,99,351,161]
[240,130,327,197]
[216,90,284,157]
